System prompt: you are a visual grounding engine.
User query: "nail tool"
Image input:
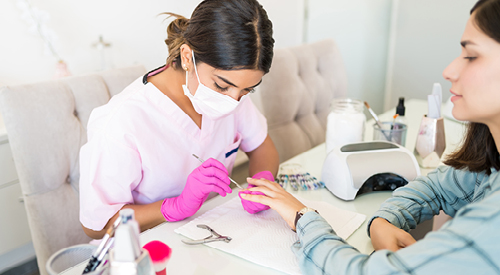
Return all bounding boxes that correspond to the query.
[182,224,232,245]
[192,154,243,189]
[364,101,391,141]
[82,217,121,274]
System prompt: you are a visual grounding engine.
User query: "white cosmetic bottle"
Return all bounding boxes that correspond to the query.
[110,209,155,275]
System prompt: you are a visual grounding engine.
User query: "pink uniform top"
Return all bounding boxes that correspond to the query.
[79,74,267,230]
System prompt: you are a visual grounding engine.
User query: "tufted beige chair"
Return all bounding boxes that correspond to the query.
[251,39,348,163]
[0,65,146,275]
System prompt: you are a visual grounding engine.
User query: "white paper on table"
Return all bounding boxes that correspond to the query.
[175,195,366,275]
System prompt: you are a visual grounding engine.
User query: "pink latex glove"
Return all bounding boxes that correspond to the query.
[238,171,273,214]
[161,158,232,221]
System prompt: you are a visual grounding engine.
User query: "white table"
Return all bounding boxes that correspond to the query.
[61,99,466,275]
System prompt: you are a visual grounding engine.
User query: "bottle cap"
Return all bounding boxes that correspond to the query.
[119,209,135,224]
[396,97,405,116]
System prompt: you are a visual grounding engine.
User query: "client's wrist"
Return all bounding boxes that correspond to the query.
[369,217,390,235]
[292,206,317,232]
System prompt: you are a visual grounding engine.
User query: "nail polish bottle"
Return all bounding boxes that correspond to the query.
[395,97,407,126]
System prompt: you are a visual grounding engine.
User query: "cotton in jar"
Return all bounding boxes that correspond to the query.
[326,99,366,154]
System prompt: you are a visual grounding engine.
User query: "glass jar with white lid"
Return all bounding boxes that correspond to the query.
[325,98,366,154]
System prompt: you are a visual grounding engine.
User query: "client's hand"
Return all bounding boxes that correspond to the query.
[369,217,416,252]
[239,178,305,230]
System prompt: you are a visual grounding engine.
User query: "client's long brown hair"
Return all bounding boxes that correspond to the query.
[444,0,500,175]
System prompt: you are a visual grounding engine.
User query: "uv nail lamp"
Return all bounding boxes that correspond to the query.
[321,141,420,201]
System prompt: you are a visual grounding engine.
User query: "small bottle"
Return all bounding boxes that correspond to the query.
[326,98,366,154]
[113,209,141,262]
[111,209,156,275]
[395,97,406,127]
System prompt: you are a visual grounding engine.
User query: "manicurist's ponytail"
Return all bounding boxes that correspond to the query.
[163,13,190,70]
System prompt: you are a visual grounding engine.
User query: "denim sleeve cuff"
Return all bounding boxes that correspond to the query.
[296,211,337,237]
[292,211,356,272]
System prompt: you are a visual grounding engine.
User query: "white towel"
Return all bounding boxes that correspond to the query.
[175,196,366,275]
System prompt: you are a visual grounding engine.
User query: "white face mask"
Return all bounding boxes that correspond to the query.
[182,51,247,120]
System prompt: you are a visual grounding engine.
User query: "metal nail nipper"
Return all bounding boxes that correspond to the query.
[182,224,232,245]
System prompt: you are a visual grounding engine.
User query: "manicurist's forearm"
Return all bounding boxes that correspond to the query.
[123,200,166,231]
[246,135,279,176]
[82,200,165,239]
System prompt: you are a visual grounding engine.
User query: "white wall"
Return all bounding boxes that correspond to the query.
[384,0,478,111]
[0,0,304,87]
[1,0,392,112]
[307,0,393,113]
[3,0,478,113]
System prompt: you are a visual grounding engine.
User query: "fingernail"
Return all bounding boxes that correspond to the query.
[240,193,247,197]
[246,177,252,181]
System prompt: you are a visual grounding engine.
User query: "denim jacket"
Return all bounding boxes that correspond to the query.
[292,165,500,274]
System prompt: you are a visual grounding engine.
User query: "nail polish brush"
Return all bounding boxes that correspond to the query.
[364,101,391,141]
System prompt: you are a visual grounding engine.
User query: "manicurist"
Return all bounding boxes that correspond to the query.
[79,0,278,239]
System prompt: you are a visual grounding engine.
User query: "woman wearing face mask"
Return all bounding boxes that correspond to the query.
[79,0,278,239]
[241,0,500,273]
